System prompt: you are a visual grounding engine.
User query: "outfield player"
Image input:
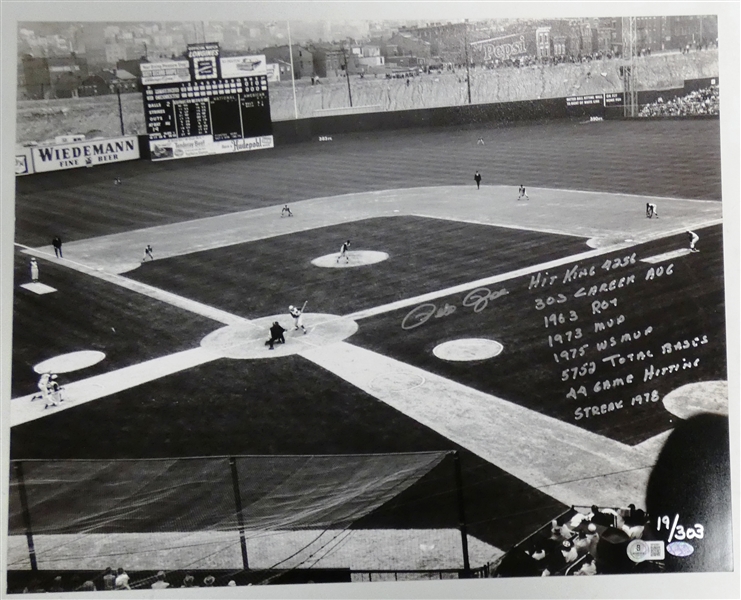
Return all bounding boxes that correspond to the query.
[281,204,293,217]
[337,240,351,263]
[477,137,485,145]
[518,185,529,200]
[289,304,307,333]
[52,236,63,258]
[688,230,700,252]
[646,203,658,218]
[142,244,154,262]
[474,171,482,189]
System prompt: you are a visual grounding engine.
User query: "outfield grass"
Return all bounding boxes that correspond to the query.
[126,216,589,318]
[350,225,727,445]
[14,119,721,247]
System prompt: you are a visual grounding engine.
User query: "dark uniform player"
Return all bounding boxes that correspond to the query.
[337,240,351,263]
[265,321,287,349]
[474,171,482,189]
[646,203,658,218]
[281,205,293,217]
[518,185,529,200]
[142,244,154,261]
[52,236,63,258]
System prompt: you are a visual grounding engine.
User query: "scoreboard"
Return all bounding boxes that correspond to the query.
[142,43,273,161]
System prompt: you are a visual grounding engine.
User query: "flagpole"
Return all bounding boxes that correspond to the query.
[287,20,299,120]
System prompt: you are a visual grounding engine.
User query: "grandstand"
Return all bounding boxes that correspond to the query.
[5,10,734,597]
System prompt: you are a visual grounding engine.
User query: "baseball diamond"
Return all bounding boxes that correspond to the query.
[8,117,728,582]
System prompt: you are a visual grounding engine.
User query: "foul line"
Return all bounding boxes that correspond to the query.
[16,244,248,326]
[346,220,723,321]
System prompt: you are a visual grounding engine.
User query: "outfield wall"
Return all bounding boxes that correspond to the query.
[269,80,719,145]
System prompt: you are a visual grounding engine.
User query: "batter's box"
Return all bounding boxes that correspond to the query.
[20,282,57,295]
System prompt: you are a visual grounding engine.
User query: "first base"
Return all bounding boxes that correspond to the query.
[20,282,57,295]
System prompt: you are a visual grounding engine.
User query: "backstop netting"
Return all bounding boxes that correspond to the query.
[7,452,490,582]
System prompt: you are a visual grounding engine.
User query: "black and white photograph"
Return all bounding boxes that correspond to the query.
[1,2,739,598]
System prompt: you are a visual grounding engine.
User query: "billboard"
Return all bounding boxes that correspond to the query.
[141,61,191,85]
[28,136,140,173]
[470,34,527,61]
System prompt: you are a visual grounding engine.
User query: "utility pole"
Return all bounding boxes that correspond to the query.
[341,44,353,107]
[286,21,299,119]
[463,24,472,104]
[116,84,125,135]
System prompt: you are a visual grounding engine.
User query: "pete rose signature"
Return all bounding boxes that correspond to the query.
[401,287,509,330]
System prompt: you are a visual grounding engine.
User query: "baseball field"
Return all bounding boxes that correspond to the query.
[7,116,728,585]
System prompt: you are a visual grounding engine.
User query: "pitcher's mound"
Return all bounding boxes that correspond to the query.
[312,251,389,268]
[433,339,504,362]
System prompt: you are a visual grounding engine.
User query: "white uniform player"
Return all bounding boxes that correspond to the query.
[646,203,658,218]
[518,185,529,200]
[289,305,307,333]
[688,230,700,252]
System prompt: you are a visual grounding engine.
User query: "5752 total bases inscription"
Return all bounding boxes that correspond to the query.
[526,252,708,421]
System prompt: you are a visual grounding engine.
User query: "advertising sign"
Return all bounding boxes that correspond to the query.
[141,61,192,86]
[31,136,140,173]
[15,148,33,176]
[219,55,267,78]
[149,134,273,161]
[470,34,527,61]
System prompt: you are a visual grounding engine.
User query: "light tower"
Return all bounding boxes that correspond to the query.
[621,16,638,117]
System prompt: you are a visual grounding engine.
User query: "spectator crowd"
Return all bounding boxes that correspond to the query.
[493,502,654,578]
[639,84,719,117]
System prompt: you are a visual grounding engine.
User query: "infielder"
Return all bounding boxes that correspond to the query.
[337,240,351,263]
[281,205,293,217]
[142,244,154,261]
[289,304,307,334]
[646,203,658,218]
[687,230,700,252]
[518,185,529,200]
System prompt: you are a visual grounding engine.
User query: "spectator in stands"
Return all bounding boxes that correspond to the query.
[572,529,592,556]
[619,503,647,538]
[548,519,568,541]
[588,505,615,527]
[561,539,580,564]
[573,555,598,576]
[22,579,45,594]
[102,567,116,590]
[151,571,170,589]
[585,522,600,557]
[114,567,131,590]
[81,580,96,591]
[181,574,197,588]
[49,575,64,593]
[203,575,216,587]
[228,580,237,587]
